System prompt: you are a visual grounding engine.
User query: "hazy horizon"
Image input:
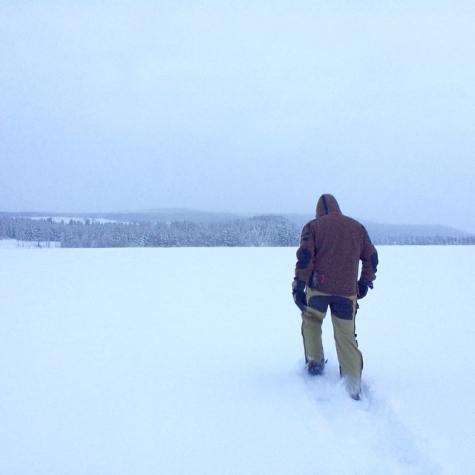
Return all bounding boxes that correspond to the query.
[2,206,474,235]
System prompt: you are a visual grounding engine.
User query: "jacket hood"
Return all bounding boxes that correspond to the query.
[316,194,341,217]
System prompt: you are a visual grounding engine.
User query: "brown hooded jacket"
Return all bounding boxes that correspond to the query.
[295,194,378,296]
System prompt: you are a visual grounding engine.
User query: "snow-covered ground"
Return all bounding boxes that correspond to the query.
[0,239,60,249]
[0,245,474,475]
[29,216,121,224]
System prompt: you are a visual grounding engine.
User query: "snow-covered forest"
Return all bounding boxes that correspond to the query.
[0,215,298,247]
[1,215,474,248]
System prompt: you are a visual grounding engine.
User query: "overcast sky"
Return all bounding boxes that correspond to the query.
[1,0,474,232]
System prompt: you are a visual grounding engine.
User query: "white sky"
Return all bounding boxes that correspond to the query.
[1,0,475,232]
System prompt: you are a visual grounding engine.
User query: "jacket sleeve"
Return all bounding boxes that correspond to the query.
[359,229,378,285]
[294,222,316,285]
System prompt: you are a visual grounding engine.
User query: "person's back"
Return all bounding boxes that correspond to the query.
[297,195,376,296]
[292,194,378,400]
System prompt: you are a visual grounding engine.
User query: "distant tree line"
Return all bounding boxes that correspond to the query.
[0,215,299,248]
[372,235,475,245]
[1,216,474,248]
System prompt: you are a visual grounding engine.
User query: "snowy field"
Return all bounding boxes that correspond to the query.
[1,244,474,475]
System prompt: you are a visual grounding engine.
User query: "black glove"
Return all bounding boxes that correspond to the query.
[357,279,373,299]
[292,279,307,311]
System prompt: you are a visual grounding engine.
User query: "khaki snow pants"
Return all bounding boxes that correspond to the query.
[301,287,363,389]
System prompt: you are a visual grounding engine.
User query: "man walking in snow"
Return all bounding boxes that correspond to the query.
[292,194,378,400]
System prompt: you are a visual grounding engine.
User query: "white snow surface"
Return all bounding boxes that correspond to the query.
[1,245,474,475]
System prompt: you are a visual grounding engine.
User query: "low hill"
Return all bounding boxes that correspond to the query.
[282,213,473,239]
